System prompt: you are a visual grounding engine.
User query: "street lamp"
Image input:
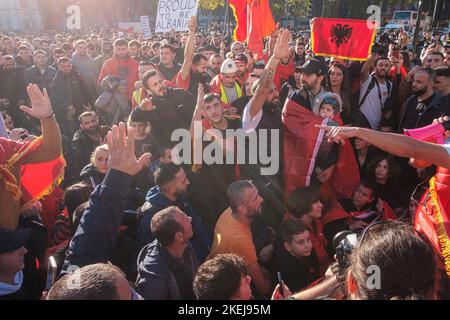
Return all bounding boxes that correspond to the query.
[412,0,423,54]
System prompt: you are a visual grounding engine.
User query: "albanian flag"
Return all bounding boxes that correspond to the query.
[228,0,275,59]
[311,18,377,61]
[414,167,450,277]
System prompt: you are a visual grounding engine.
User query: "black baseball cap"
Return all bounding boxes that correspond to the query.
[234,53,248,64]
[298,59,326,76]
[0,228,30,254]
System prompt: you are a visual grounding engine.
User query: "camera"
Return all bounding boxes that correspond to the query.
[332,230,359,276]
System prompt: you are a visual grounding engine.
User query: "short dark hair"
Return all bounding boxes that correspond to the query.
[203,93,220,105]
[33,49,47,56]
[414,67,436,83]
[53,48,64,55]
[200,44,215,52]
[78,111,96,122]
[17,45,29,52]
[435,66,450,78]
[63,181,92,223]
[129,40,140,48]
[151,42,161,49]
[142,70,160,90]
[160,43,175,53]
[61,43,72,51]
[193,53,208,65]
[286,186,321,218]
[57,57,71,64]
[154,163,182,188]
[227,180,254,212]
[150,206,184,246]
[279,219,309,244]
[374,56,390,66]
[113,38,128,47]
[47,263,125,300]
[193,254,247,300]
[427,51,444,60]
[358,179,379,200]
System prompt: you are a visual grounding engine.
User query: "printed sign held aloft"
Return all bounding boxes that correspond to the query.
[155,0,198,33]
[140,16,152,39]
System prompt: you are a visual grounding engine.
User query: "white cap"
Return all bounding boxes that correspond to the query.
[220,58,238,74]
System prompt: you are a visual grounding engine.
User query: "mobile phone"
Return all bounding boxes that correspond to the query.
[277,272,284,296]
[46,256,58,291]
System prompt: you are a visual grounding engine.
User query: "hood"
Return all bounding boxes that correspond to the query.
[0,272,23,297]
[145,186,173,206]
[312,92,343,117]
[80,163,105,180]
[137,240,170,281]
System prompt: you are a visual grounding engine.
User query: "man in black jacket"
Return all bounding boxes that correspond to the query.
[25,50,56,91]
[71,111,109,177]
[136,206,199,300]
[130,70,195,145]
[0,56,27,126]
[49,57,90,122]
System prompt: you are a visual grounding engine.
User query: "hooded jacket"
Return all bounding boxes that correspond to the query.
[135,240,199,300]
[0,272,23,299]
[138,186,211,262]
[80,163,105,188]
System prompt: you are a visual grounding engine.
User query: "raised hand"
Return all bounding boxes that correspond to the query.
[139,97,155,112]
[273,29,291,61]
[316,124,359,144]
[106,122,152,176]
[19,84,53,120]
[188,16,197,33]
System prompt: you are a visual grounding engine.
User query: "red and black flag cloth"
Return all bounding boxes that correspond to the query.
[282,98,360,198]
[311,18,377,61]
[228,0,276,59]
[0,136,65,209]
[414,166,450,277]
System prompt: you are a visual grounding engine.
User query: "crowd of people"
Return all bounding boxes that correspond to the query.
[1,15,450,300]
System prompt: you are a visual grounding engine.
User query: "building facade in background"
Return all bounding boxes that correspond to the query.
[0,0,43,31]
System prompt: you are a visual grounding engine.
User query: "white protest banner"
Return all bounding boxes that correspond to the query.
[140,16,152,39]
[66,5,81,30]
[155,0,198,33]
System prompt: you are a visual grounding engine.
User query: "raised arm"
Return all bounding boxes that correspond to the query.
[180,16,197,81]
[19,85,62,164]
[246,29,290,119]
[61,123,151,275]
[361,54,376,83]
[318,124,450,169]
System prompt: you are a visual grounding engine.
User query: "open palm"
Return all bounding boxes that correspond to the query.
[20,84,53,120]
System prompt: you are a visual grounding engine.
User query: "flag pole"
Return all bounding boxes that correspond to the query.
[224,0,229,34]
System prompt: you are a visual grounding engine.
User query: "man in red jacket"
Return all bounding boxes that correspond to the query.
[98,39,139,102]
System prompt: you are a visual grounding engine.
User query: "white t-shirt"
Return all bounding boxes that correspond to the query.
[242,100,262,133]
[359,74,389,130]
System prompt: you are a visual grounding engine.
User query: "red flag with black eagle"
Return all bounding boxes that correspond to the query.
[228,0,275,59]
[311,18,377,61]
[282,98,360,197]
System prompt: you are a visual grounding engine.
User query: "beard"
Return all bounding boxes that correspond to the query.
[87,125,100,135]
[264,98,282,110]
[412,87,427,96]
